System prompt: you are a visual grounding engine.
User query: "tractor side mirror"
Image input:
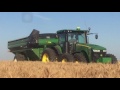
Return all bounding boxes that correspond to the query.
[95,34,98,39]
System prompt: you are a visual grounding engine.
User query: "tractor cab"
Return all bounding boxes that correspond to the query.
[57,27,98,43]
[57,27,90,53]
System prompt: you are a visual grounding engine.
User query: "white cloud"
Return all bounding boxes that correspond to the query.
[32,12,51,21]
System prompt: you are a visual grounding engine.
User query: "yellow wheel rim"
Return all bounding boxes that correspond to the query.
[13,58,17,62]
[42,53,50,63]
[75,60,79,63]
[62,59,67,63]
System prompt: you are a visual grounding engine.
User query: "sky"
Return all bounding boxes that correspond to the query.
[0,12,120,60]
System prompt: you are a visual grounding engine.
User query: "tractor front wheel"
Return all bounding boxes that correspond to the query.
[74,53,88,63]
[106,54,118,64]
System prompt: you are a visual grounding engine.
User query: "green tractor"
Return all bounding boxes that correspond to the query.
[8,27,117,64]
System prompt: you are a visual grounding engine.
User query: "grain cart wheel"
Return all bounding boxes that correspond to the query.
[41,48,58,63]
[74,53,88,63]
[106,54,118,64]
[13,53,26,62]
[61,53,74,63]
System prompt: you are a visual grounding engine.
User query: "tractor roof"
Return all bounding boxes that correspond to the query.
[57,29,89,34]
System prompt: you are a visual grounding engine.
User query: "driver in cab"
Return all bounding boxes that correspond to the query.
[68,34,77,44]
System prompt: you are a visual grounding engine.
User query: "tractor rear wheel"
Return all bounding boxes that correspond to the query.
[106,54,118,64]
[41,48,58,63]
[74,53,88,63]
[61,53,74,63]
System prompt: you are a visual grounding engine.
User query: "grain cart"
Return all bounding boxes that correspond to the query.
[8,28,117,63]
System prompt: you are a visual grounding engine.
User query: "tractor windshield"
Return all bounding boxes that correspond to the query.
[68,32,86,44]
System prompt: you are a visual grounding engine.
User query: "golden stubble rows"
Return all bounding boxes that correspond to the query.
[0,61,120,78]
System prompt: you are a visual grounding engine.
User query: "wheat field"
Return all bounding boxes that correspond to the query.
[0,60,120,78]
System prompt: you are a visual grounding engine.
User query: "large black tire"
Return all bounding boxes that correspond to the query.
[41,48,58,62]
[14,53,26,61]
[61,53,74,62]
[74,53,88,63]
[106,54,118,64]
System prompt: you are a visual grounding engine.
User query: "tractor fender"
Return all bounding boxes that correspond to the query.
[51,45,62,55]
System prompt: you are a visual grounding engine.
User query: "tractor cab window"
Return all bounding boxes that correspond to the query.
[58,34,65,44]
[68,32,86,44]
[78,33,86,43]
[68,33,77,44]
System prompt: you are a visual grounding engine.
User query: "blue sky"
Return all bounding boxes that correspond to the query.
[0,12,120,60]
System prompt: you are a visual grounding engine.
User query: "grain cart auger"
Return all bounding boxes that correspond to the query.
[8,28,118,64]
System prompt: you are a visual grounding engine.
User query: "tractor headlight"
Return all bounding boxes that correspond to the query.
[103,50,107,52]
[93,50,100,52]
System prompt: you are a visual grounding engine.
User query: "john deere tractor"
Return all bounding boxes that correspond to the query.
[8,27,117,64]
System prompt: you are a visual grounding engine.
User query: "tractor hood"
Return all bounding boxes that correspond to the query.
[77,43,106,50]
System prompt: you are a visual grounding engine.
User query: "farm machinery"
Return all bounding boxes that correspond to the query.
[8,27,117,64]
